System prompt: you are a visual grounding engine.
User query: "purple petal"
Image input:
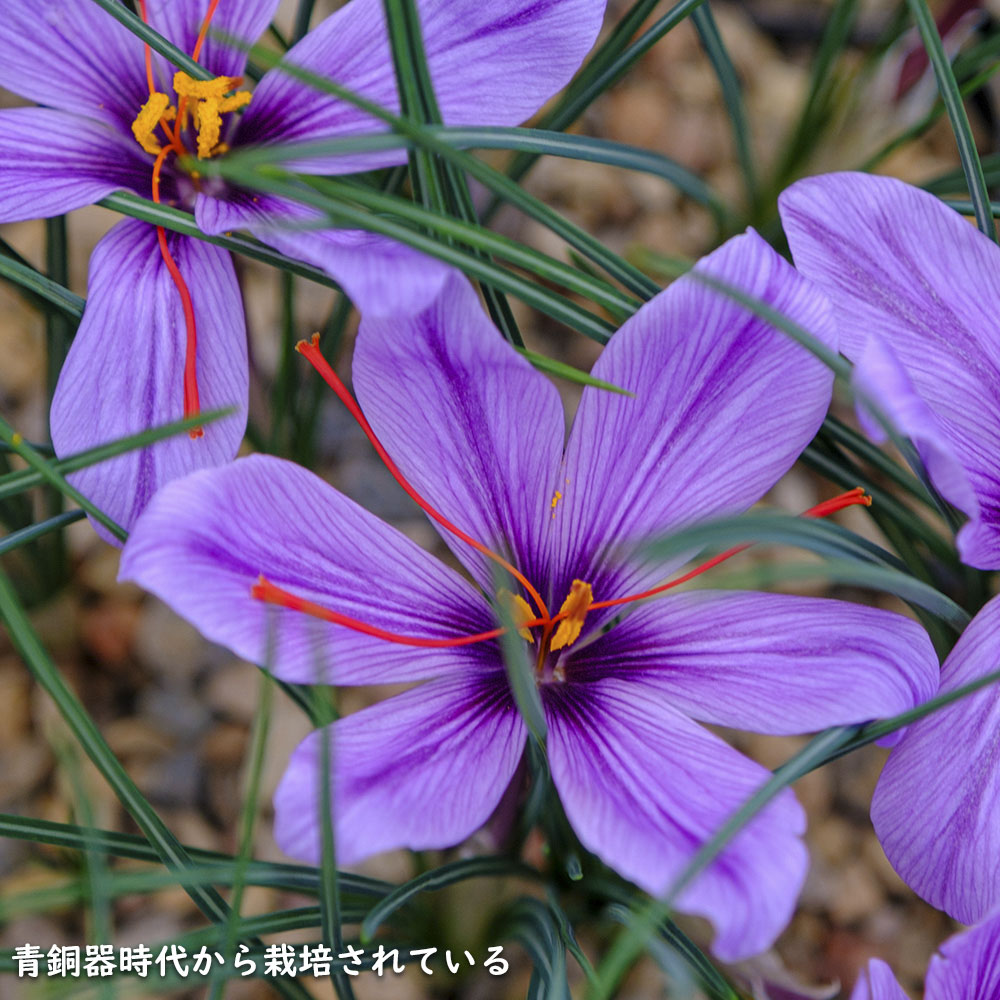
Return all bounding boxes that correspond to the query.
[848,960,908,1000]
[551,230,836,599]
[195,190,454,316]
[144,0,280,79]
[0,0,149,130]
[871,594,1000,923]
[49,218,247,540]
[120,454,499,685]
[0,109,150,222]
[545,677,807,961]
[236,0,607,174]
[780,172,1000,569]
[925,910,1000,999]
[565,591,938,734]
[352,272,564,589]
[273,672,526,863]
[853,335,979,527]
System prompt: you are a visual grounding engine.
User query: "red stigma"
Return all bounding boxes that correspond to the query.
[295,334,552,623]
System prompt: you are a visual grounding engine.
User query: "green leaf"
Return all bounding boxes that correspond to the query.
[906,0,997,242]
[361,857,539,943]
[642,512,970,629]
[0,510,85,556]
[517,349,632,396]
[0,415,126,542]
[87,0,213,79]
[0,410,232,502]
[0,252,84,319]
[499,898,571,1000]
[692,5,757,207]
[99,192,342,289]
[0,812,388,898]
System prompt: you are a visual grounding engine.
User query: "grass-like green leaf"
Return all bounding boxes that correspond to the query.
[0,510,85,556]
[0,812,388,898]
[692,5,757,208]
[643,512,970,629]
[0,410,231,502]
[906,0,997,242]
[0,252,85,319]
[361,856,539,943]
[87,0,212,79]
[99,192,342,289]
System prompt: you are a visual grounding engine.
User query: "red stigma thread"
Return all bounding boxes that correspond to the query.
[252,576,548,648]
[587,487,873,614]
[295,334,552,622]
[137,0,213,439]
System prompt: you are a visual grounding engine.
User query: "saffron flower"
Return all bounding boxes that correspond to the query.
[778,172,1000,569]
[778,174,1000,928]
[0,0,606,535]
[120,234,937,961]
[850,909,1000,1000]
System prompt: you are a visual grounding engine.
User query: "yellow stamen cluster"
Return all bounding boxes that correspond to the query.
[173,72,251,158]
[550,580,593,651]
[131,92,176,155]
[129,73,251,161]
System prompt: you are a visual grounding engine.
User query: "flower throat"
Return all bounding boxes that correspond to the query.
[250,335,873,674]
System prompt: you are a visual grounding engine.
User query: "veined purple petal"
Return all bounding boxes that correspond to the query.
[49,218,247,540]
[0,109,150,222]
[121,454,500,686]
[195,190,453,316]
[235,0,607,174]
[273,672,526,863]
[925,909,1000,999]
[353,273,565,590]
[551,230,836,600]
[0,0,149,130]
[780,172,1000,569]
[848,960,908,1000]
[564,591,938,734]
[871,594,1000,923]
[144,0,280,79]
[853,335,979,528]
[545,677,807,962]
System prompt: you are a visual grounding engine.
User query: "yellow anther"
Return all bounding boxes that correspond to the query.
[499,589,535,641]
[131,92,173,155]
[550,580,593,651]
[173,73,251,159]
[172,72,241,101]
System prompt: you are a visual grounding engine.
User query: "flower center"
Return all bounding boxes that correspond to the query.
[131,72,251,161]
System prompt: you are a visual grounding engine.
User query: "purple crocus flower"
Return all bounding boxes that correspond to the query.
[0,0,606,537]
[778,175,1000,922]
[778,172,1000,569]
[120,233,937,962]
[850,909,1000,1000]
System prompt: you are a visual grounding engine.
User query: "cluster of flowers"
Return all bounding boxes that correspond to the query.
[6,0,1000,989]
[13,942,507,979]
